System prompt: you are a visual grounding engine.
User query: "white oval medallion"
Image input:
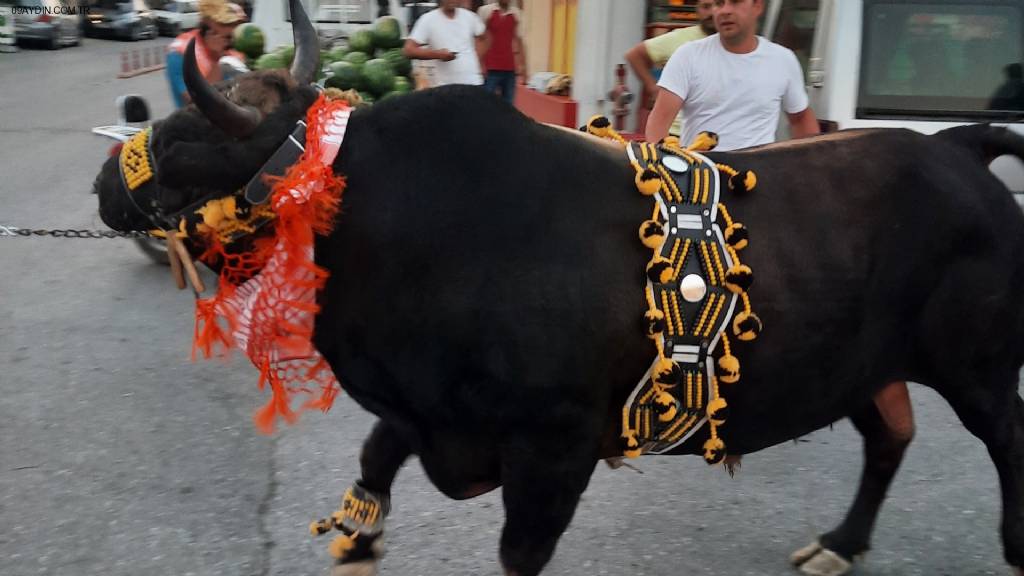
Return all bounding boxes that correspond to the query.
[680,274,707,303]
[662,155,689,173]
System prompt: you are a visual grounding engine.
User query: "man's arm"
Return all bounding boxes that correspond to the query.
[403,38,455,61]
[476,32,488,72]
[514,35,527,79]
[786,107,821,139]
[645,88,684,143]
[625,43,658,109]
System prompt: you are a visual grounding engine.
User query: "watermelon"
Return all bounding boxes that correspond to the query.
[326,61,364,91]
[372,16,403,49]
[348,28,375,54]
[380,47,411,77]
[254,52,288,70]
[328,45,349,62]
[232,23,265,60]
[342,51,370,69]
[391,76,412,94]
[363,58,396,96]
[274,44,295,66]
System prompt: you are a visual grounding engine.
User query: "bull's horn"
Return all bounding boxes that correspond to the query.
[183,38,261,138]
[288,0,319,85]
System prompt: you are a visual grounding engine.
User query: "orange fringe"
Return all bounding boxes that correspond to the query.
[193,94,349,433]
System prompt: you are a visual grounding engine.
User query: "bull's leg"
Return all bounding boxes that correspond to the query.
[940,370,1024,573]
[328,420,411,576]
[792,381,915,576]
[498,433,599,576]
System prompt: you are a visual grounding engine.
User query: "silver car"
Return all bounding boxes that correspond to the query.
[1,0,82,49]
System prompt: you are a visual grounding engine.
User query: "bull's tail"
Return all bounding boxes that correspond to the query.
[935,123,1024,166]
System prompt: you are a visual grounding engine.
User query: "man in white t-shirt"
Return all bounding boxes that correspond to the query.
[645,0,820,150]
[403,0,486,87]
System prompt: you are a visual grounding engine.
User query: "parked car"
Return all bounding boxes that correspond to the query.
[0,0,82,49]
[83,0,155,40]
[147,0,196,37]
[764,0,1024,199]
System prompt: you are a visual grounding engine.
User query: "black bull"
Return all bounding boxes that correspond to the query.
[95,81,1024,575]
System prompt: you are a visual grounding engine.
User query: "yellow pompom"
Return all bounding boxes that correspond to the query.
[654,390,679,423]
[635,167,662,196]
[703,437,726,465]
[587,115,613,139]
[621,431,642,459]
[638,219,666,250]
[328,534,357,559]
[687,131,719,152]
[732,310,763,341]
[654,357,682,387]
[310,519,333,536]
[724,222,748,251]
[646,256,675,284]
[717,354,740,384]
[645,308,666,337]
[724,264,753,294]
[728,170,758,194]
[707,396,729,427]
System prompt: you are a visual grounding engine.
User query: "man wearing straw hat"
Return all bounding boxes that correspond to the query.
[166,0,248,109]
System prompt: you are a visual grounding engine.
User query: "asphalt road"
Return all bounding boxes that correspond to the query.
[0,38,1017,576]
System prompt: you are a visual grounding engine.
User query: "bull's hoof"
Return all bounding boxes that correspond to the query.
[331,560,378,576]
[790,541,853,576]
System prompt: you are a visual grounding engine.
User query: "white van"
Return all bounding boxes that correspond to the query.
[763,0,1024,197]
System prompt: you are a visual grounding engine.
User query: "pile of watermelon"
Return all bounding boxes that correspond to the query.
[322,16,413,104]
[229,18,413,102]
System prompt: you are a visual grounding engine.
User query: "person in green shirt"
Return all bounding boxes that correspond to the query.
[625,0,715,135]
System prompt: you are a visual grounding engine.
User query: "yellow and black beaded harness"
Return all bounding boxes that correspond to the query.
[116,123,294,246]
[584,117,761,465]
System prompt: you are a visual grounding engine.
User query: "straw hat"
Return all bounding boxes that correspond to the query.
[199,0,246,24]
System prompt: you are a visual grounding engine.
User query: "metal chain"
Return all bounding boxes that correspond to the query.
[0,225,153,239]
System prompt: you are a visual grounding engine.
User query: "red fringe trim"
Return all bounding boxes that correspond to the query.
[193,94,348,433]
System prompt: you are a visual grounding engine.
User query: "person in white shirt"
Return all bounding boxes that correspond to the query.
[645,0,820,150]
[403,0,487,87]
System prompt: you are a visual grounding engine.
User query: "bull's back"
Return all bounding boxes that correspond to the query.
[315,87,652,436]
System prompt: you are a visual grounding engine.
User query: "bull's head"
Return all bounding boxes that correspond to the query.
[94,0,321,234]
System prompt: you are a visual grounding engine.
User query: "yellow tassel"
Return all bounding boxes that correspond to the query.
[638,219,665,250]
[687,131,719,152]
[732,310,763,341]
[328,534,357,559]
[717,354,740,384]
[703,436,726,465]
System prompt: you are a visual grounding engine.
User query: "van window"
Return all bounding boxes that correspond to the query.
[859,1,1024,121]
[770,0,820,75]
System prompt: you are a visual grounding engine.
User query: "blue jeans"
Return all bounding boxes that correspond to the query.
[483,70,517,105]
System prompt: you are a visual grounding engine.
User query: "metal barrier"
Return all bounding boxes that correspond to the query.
[118,44,170,78]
